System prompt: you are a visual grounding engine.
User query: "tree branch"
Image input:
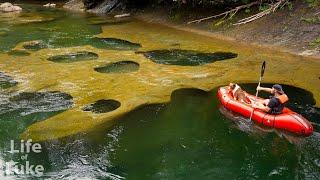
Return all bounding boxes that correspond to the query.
[187,0,289,26]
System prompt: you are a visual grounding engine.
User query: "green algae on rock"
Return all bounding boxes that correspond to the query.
[7,50,31,56]
[140,49,238,66]
[94,61,139,73]
[92,38,141,50]
[83,99,121,113]
[0,72,17,89]
[47,51,99,63]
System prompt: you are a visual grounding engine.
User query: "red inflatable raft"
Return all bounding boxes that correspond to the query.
[218,86,313,136]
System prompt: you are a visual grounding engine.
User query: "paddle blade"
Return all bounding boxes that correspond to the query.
[261,61,266,77]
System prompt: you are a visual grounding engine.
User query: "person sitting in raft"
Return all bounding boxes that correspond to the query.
[252,84,289,115]
[228,83,251,104]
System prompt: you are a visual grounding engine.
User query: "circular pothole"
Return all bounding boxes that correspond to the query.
[139,49,238,66]
[47,51,99,63]
[92,38,141,51]
[5,91,73,116]
[94,61,139,74]
[7,50,31,56]
[83,99,121,113]
[0,72,17,89]
[23,40,47,51]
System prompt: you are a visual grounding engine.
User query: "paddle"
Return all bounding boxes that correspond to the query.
[249,61,266,121]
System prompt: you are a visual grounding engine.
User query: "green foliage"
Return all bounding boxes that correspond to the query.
[287,2,293,10]
[169,12,182,22]
[310,37,320,47]
[305,0,320,7]
[301,17,320,24]
[259,3,269,11]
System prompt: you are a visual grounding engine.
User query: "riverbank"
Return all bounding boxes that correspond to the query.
[133,1,320,58]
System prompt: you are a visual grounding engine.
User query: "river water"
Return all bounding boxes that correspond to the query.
[0,3,319,179]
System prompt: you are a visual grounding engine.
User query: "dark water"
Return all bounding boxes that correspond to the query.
[0,85,317,179]
[83,99,121,113]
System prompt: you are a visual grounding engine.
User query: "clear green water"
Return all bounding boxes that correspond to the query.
[0,3,319,180]
[0,4,139,53]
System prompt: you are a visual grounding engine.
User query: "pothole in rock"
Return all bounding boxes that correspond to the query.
[94,61,139,74]
[22,40,47,51]
[2,91,73,116]
[0,72,17,89]
[83,99,121,113]
[92,38,141,51]
[139,49,238,66]
[47,51,99,63]
[7,50,31,56]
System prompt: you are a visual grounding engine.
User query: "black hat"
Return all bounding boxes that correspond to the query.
[272,84,284,94]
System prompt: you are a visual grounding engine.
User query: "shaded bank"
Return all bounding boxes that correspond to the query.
[63,0,320,57]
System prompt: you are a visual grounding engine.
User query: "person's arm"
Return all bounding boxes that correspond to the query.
[257,86,272,93]
[252,102,270,112]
